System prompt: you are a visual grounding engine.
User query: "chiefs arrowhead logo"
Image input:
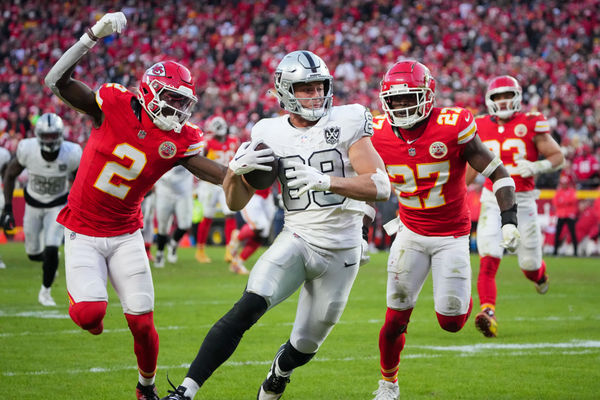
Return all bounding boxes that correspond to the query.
[147,63,166,77]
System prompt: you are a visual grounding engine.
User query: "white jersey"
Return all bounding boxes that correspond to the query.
[16,138,81,205]
[251,104,373,249]
[155,165,194,196]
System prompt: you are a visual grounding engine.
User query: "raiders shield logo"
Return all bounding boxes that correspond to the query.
[324,126,341,145]
[159,141,177,159]
[429,141,448,159]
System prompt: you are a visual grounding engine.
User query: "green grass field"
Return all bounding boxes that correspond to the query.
[1,241,599,400]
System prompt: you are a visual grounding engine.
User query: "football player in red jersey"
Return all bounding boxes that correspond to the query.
[467,76,564,338]
[369,61,519,400]
[194,115,240,264]
[44,12,226,400]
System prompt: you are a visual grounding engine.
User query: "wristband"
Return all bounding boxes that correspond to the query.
[501,204,518,227]
[86,28,99,41]
[492,177,515,194]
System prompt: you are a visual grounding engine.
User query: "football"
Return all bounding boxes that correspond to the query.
[242,142,279,190]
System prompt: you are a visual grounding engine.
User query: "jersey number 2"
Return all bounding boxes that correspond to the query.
[93,144,147,199]
[387,161,450,209]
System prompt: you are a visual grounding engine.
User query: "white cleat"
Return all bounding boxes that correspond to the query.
[372,380,399,400]
[229,256,249,275]
[154,250,165,268]
[167,240,178,263]
[38,285,56,307]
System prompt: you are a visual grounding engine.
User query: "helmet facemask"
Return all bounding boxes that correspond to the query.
[380,86,434,129]
[35,113,64,153]
[141,78,197,133]
[486,88,521,119]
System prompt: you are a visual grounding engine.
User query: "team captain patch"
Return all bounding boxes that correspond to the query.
[429,141,448,159]
[159,141,177,159]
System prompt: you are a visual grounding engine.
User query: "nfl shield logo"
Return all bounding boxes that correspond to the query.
[408,148,416,157]
[324,126,341,145]
[138,130,147,139]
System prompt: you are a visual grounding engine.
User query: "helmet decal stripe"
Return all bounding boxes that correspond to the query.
[301,51,318,73]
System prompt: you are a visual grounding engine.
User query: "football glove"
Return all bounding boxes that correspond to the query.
[229,140,274,175]
[0,205,15,231]
[500,224,520,252]
[286,162,331,196]
[91,12,127,39]
[514,159,552,178]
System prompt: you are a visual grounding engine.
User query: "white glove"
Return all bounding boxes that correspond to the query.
[228,140,274,175]
[500,224,520,252]
[360,239,370,266]
[91,12,127,38]
[286,162,331,196]
[515,159,552,178]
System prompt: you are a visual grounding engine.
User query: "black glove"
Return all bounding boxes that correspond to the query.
[1,204,15,231]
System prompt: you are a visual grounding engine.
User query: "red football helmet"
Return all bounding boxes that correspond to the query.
[138,61,198,133]
[485,75,522,119]
[379,60,436,129]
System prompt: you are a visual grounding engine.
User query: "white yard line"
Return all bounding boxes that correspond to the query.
[2,340,599,377]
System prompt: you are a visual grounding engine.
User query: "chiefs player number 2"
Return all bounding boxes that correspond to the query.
[388,161,450,209]
[93,144,147,199]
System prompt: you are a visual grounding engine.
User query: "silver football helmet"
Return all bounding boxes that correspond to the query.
[273,50,333,121]
[205,115,228,137]
[35,113,64,153]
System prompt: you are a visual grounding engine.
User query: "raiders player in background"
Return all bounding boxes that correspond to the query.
[0,145,11,269]
[162,50,390,400]
[1,113,82,305]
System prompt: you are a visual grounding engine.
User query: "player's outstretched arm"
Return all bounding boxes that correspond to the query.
[44,12,127,126]
[180,155,228,186]
[288,137,390,202]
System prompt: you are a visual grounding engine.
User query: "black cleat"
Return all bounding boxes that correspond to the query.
[136,382,160,400]
[257,360,291,400]
[160,376,190,400]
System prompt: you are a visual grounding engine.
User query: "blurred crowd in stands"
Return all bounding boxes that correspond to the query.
[1,0,600,189]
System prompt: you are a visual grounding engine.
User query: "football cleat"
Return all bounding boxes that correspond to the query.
[160,379,190,400]
[38,285,56,307]
[535,274,549,294]
[136,382,160,400]
[154,251,165,268]
[167,240,178,264]
[229,256,249,275]
[372,380,399,400]
[257,360,290,400]
[475,307,498,338]
[194,246,211,264]
[225,229,240,262]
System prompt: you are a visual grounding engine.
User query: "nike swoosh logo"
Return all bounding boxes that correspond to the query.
[465,114,471,122]
[234,154,244,161]
[344,262,356,268]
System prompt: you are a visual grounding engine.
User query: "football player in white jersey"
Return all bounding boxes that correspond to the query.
[0,145,11,269]
[162,50,391,400]
[153,165,195,267]
[1,113,82,305]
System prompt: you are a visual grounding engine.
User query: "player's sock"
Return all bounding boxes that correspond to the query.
[125,312,159,381]
[276,340,315,374]
[379,308,412,382]
[237,223,255,242]
[172,227,187,243]
[224,217,237,244]
[186,291,267,386]
[240,237,262,261]
[42,246,59,288]
[522,259,547,283]
[156,234,168,251]
[477,256,501,307]
[197,218,212,245]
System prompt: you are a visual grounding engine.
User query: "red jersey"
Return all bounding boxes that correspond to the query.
[57,83,204,236]
[255,187,271,199]
[476,111,549,192]
[204,136,239,166]
[371,107,476,237]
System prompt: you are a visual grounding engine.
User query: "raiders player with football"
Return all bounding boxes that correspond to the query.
[1,113,82,306]
[369,61,520,400]
[161,50,391,400]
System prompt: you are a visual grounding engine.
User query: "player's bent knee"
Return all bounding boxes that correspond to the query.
[436,297,472,332]
[293,338,320,354]
[519,256,538,271]
[124,293,153,314]
[125,312,156,336]
[69,301,107,332]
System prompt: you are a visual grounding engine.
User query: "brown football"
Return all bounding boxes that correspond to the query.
[242,142,279,190]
